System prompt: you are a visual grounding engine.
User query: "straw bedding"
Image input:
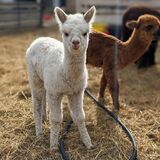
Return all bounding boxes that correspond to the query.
[0,27,159,160]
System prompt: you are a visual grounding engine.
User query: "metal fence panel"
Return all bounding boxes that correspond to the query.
[0,2,41,29]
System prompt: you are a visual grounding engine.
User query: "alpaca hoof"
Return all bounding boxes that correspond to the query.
[112,108,119,116]
[86,143,94,150]
[98,97,106,105]
[36,131,43,137]
[50,147,58,156]
[89,144,97,150]
[42,115,48,122]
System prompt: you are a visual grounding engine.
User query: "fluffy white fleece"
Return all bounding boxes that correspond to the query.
[26,6,96,151]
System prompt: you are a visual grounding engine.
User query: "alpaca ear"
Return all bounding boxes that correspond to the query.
[126,20,138,30]
[84,6,96,23]
[54,7,68,24]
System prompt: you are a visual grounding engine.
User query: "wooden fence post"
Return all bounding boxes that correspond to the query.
[17,0,20,28]
[39,0,45,27]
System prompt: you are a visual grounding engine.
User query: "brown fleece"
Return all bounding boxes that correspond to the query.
[87,15,160,112]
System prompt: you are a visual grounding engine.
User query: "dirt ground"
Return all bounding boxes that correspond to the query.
[0,27,160,160]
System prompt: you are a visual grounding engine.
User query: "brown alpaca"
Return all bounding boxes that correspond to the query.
[87,14,160,113]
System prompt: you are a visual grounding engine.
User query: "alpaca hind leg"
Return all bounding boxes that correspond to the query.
[97,72,108,124]
[68,92,93,149]
[27,62,45,136]
[42,90,47,121]
[47,93,63,151]
[108,75,120,113]
[31,86,45,136]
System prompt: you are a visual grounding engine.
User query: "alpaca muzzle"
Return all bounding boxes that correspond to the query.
[72,40,80,50]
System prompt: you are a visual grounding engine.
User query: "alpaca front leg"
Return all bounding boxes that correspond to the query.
[68,92,93,149]
[47,93,63,151]
[77,120,93,149]
[98,72,107,104]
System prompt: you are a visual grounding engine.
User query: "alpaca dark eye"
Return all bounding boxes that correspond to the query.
[64,32,69,37]
[83,32,87,36]
[146,25,153,31]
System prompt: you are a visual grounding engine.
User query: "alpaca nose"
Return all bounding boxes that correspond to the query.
[72,40,80,45]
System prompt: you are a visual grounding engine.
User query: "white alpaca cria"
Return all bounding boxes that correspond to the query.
[26,6,96,151]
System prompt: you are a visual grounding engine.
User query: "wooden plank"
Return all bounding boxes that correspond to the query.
[0,13,40,24]
[0,9,40,14]
[20,19,40,27]
[77,0,160,7]
[0,11,40,18]
[0,21,18,28]
[0,2,39,9]
[0,10,40,17]
[0,19,40,28]
[0,14,18,22]
[0,14,40,22]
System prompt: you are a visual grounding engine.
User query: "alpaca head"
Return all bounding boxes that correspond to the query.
[126,14,160,40]
[54,6,96,53]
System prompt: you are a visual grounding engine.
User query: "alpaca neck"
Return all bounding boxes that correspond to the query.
[119,29,153,68]
[62,48,86,79]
